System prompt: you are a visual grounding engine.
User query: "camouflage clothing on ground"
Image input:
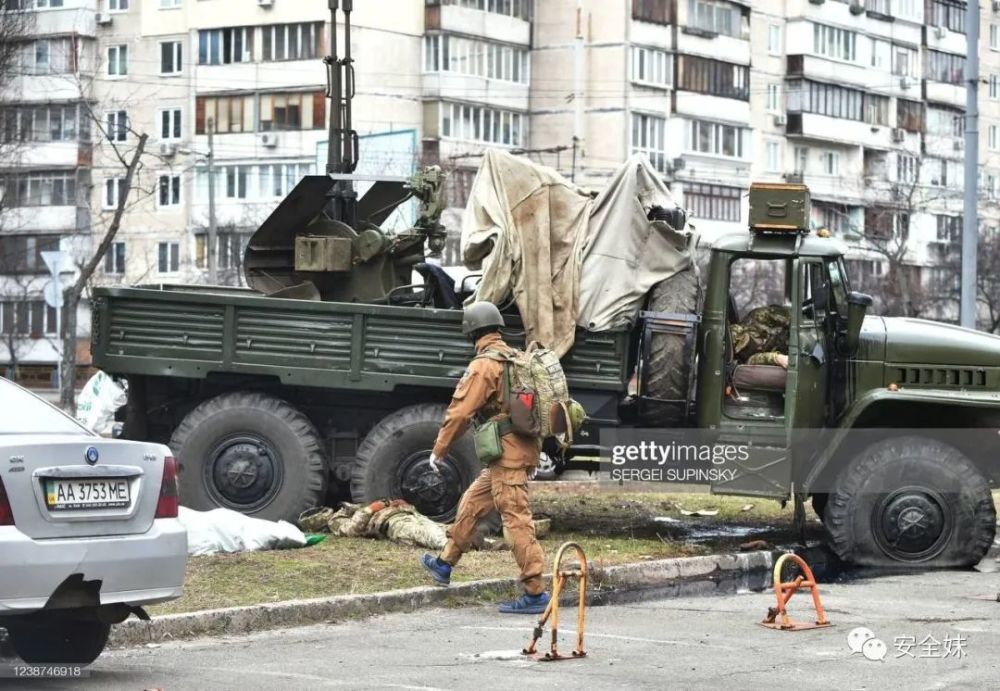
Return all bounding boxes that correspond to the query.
[731,305,790,364]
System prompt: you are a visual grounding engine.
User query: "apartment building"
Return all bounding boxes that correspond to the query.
[0,0,97,387]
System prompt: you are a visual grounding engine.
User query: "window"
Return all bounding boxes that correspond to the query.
[631,113,667,173]
[1,104,79,143]
[104,177,126,209]
[684,183,741,222]
[892,0,921,22]
[423,35,529,83]
[160,41,182,75]
[632,0,670,24]
[160,0,181,7]
[1,172,77,207]
[765,140,781,172]
[224,165,249,199]
[991,75,1000,101]
[262,22,324,62]
[925,50,965,85]
[822,151,840,176]
[687,0,745,38]
[260,92,324,132]
[927,0,966,34]
[4,0,65,7]
[689,119,747,158]
[936,215,961,244]
[992,25,1000,51]
[794,146,808,174]
[160,108,182,140]
[926,106,963,136]
[990,125,999,151]
[195,232,247,270]
[870,38,890,71]
[105,110,127,142]
[677,55,748,100]
[257,163,307,197]
[896,154,918,183]
[438,0,531,20]
[157,242,180,273]
[768,24,781,56]
[786,80,888,125]
[0,235,60,273]
[0,300,58,338]
[897,98,924,132]
[439,103,524,146]
[104,242,125,275]
[107,44,128,76]
[198,27,254,65]
[813,23,857,62]
[865,0,891,15]
[158,174,180,207]
[21,38,73,75]
[928,158,948,186]
[865,207,908,240]
[891,44,918,78]
[631,46,672,88]
[766,83,780,112]
[109,0,128,10]
[196,94,255,134]
[814,202,853,236]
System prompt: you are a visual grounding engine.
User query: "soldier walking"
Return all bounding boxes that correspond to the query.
[420,302,550,614]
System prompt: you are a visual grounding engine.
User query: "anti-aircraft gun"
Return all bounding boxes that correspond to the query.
[243,0,451,305]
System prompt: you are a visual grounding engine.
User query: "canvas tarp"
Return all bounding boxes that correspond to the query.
[462,151,692,353]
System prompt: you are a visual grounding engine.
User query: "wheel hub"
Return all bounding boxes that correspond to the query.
[208,437,281,510]
[877,489,949,559]
[398,451,463,521]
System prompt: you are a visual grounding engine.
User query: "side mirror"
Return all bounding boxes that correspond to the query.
[843,291,873,355]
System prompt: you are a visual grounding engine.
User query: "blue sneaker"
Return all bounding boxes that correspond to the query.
[498,591,550,614]
[420,554,451,587]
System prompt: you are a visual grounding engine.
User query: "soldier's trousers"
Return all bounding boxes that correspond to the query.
[440,466,545,595]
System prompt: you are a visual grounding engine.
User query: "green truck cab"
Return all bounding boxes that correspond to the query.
[91,182,1000,568]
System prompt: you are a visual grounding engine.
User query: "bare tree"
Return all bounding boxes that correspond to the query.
[59,131,147,411]
[975,227,1000,334]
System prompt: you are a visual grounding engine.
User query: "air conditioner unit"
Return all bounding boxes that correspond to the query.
[773,113,788,126]
[899,76,912,90]
[954,138,964,151]
[257,0,274,6]
[671,157,686,171]
[158,142,177,157]
[260,132,279,148]
[783,171,804,183]
[849,0,865,15]
[891,127,905,143]
[96,12,112,25]
[934,26,946,39]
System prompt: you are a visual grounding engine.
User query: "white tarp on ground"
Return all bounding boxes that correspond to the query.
[461,151,692,354]
[178,506,307,556]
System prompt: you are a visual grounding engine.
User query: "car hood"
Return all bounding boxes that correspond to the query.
[881,317,1000,367]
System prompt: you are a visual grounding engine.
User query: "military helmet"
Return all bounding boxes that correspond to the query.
[462,301,505,335]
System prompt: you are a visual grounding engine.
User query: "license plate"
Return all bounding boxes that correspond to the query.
[45,479,131,511]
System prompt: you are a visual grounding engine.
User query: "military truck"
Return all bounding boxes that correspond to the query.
[91,179,1000,569]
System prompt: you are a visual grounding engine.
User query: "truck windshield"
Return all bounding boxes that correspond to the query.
[826,259,849,316]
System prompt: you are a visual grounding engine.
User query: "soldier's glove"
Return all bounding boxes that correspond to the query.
[428,453,443,473]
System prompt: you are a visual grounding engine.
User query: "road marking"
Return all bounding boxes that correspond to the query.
[459,626,738,650]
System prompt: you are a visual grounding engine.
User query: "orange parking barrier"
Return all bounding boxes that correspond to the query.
[523,542,587,661]
[760,552,832,632]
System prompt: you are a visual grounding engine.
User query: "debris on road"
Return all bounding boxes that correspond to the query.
[679,508,720,517]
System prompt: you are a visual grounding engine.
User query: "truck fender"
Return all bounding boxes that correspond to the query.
[801,387,1000,492]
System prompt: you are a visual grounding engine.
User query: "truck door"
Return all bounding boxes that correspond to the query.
[788,259,829,432]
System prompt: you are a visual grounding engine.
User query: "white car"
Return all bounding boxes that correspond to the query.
[0,378,186,664]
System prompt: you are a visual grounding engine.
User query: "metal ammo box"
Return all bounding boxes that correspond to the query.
[748,182,811,233]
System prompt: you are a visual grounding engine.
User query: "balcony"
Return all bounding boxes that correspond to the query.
[426,3,530,46]
[423,73,529,112]
[34,7,97,38]
[0,206,87,234]
[194,61,326,95]
[926,80,965,109]
[18,142,92,169]
[675,28,749,65]
[785,112,894,150]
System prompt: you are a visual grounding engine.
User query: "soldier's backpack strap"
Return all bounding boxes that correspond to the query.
[472,347,515,437]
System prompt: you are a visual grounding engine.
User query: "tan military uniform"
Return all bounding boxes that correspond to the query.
[433,332,545,595]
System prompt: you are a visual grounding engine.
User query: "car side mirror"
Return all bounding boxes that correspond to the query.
[842,291,873,355]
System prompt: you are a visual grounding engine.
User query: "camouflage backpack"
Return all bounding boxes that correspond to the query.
[479,342,583,448]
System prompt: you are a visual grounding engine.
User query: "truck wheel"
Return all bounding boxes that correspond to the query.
[7,619,110,665]
[351,404,484,524]
[170,392,326,522]
[642,267,701,426]
[824,436,996,567]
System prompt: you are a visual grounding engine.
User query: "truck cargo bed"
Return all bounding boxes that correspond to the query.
[91,285,630,394]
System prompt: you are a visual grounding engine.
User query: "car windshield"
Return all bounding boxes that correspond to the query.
[0,379,92,436]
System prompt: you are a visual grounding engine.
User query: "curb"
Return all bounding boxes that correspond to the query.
[109,549,781,648]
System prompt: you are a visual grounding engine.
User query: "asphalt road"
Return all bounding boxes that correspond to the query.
[5,568,1000,690]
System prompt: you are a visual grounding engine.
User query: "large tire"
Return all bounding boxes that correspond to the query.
[642,267,701,426]
[351,404,485,524]
[824,436,996,567]
[7,619,110,665]
[169,392,326,522]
